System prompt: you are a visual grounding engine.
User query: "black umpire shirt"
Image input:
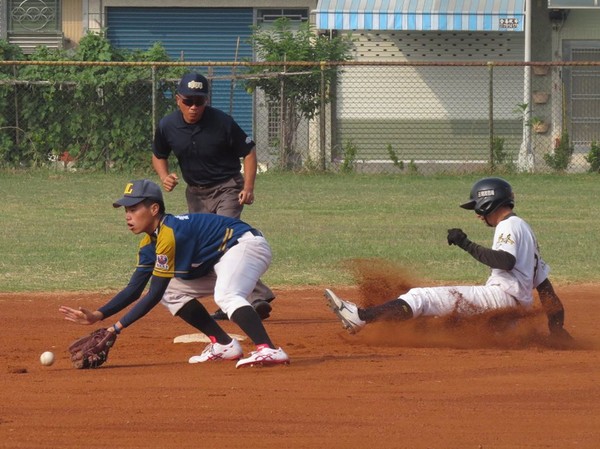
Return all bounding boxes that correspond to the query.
[152,106,255,187]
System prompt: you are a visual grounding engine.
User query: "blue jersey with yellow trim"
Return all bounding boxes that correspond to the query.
[137,213,254,279]
[136,236,156,273]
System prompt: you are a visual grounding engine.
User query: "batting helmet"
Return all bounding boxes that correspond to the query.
[460,177,514,216]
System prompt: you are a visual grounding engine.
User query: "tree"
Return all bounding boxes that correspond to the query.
[245,18,353,170]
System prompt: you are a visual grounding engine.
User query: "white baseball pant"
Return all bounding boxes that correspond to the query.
[399,284,519,318]
[161,232,272,318]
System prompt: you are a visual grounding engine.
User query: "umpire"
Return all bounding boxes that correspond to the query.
[152,72,274,320]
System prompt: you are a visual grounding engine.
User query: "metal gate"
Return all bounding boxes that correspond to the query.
[564,41,600,147]
[106,7,254,134]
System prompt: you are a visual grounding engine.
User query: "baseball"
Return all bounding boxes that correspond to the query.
[40,351,55,366]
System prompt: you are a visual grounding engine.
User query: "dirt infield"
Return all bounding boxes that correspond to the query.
[1,284,599,449]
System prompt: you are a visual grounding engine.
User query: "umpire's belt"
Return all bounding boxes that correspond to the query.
[189,180,223,190]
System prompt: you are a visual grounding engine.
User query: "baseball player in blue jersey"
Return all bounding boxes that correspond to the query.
[59,179,289,368]
[325,178,572,341]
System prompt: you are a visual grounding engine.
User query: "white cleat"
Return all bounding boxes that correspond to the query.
[235,347,290,368]
[324,288,366,334]
[188,338,243,363]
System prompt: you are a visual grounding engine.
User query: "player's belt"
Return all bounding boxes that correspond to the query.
[225,229,264,253]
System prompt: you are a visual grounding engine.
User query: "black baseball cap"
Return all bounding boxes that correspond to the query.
[113,179,164,208]
[177,72,209,97]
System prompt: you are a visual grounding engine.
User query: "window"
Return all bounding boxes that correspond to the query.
[8,0,60,33]
[257,9,308,24]
[563,42,600,146]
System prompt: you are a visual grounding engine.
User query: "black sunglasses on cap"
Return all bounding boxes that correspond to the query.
[179,96,207,107]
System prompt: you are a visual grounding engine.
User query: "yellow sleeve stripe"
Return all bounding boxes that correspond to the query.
[152,269,190,277]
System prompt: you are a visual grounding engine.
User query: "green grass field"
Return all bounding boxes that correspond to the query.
[1,170,599,292]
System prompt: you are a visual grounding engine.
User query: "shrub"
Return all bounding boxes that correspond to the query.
[340,140,357,173]
[585,140,600,173]
[0,33,183,170]
[543,131,574,172]
[387,144,404,170]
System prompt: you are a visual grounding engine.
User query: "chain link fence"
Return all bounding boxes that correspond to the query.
[0,60,599,174]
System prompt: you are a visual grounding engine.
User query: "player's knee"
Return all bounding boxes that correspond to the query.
[161,293,195,316]
[214,293,250,318]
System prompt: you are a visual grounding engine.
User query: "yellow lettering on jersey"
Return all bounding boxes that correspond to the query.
[497,233,515,245]
[124,183,134,194]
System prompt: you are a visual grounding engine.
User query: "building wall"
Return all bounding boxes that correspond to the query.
[343,30,525,120]
[83,0,316,36]
[0,0,5,40]
[63,0,83,48]
[333,26,527,166]
[559,10,600,39]
[102,0,316,7]
[531,0,553,62]
[352,31,524,62]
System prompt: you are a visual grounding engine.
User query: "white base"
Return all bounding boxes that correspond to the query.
[173,333,247,344]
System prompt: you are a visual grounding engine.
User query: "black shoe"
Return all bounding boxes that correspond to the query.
[252,299,272,320]
[211,300,273,321]
[211,308,228,321]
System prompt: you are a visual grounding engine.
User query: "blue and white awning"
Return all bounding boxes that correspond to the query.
[314,0,525,32]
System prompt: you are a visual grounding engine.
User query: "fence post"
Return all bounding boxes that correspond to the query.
[230,36,240,116]
[320,61,326,171]
[13,65,20,147]
[151,65,157,139]
[279,59,286,169]
[488,61,494,172]
[207,66,214,106]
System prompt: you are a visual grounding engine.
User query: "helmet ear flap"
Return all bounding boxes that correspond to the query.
[475,197,514,216]
[474,199,493,216]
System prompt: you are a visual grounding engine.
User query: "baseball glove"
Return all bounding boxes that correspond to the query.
[68,328,117,369]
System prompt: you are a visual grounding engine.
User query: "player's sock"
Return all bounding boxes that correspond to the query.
[230,305,275,348]
[359,299,413,323]
[176,299,232,345]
